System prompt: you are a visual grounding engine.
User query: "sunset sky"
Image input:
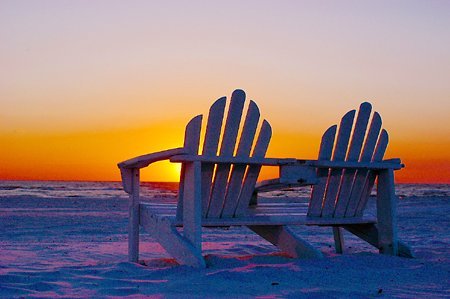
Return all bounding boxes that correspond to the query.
[1,1,449,183]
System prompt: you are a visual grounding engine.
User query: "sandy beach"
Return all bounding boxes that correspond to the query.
[0,182,449,298]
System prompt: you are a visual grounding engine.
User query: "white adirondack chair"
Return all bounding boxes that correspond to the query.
[256,102,413,258]
[118,90,412,267]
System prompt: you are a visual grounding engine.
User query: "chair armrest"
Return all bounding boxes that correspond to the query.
[170,154,297,166]
[118,147,187,194]
[118,147,187,169]
[254,158,404,195]
[305,159,404,170]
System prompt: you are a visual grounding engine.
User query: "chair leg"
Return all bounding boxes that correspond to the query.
[128,168,140,263]
[376,169,398,256]
[333,227,344,254]
[248,225,323,258]
[128,208,139,263]
[182,161,202,255]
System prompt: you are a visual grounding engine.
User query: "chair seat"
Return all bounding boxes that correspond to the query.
[139,202,377,227]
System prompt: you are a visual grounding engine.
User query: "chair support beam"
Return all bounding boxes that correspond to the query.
[248,225,323,259]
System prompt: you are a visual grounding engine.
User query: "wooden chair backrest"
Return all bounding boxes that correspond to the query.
[176,90,272,220]
[308,102,389,218]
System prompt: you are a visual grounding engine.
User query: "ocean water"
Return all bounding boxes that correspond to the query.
[0,181,449,199]
[0,181,178,200]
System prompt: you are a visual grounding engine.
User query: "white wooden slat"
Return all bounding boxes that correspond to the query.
[234,120,272,216]
[201,97,226,217]
[183,115,203,152]
[355,129,389,216]
[334,102,372,217]
[308,125,337,217]
[222,101,260,217]
[376,169,398,255]
[345,112,382,217]
[358,113,383,163]
[208,90,246,217]
[217,90,246,155]
[321,110,355,217]
[176,115,203,220]
[202,97,227,155]
[233,101,260,156]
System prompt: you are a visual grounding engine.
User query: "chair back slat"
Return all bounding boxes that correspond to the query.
[308,125,336,217]
[221,101,260,217]
[235,120,272,216]
[355,129,389,216]
[207,90,246,217]
[176,115,203,220]
[334,103,372,217]
[321,110,355,217]
[345,112,382,217]
[201,98,226,217]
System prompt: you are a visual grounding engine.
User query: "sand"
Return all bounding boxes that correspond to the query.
[1,194,449,298]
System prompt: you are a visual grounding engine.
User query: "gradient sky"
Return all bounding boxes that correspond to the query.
[1,0,449,183]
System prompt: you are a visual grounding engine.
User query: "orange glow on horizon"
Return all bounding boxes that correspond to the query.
[0,120,187,182]
[393,159,450,184]
[1,123,449,184]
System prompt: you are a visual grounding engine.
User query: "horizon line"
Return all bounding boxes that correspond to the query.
[0,179,448,185]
